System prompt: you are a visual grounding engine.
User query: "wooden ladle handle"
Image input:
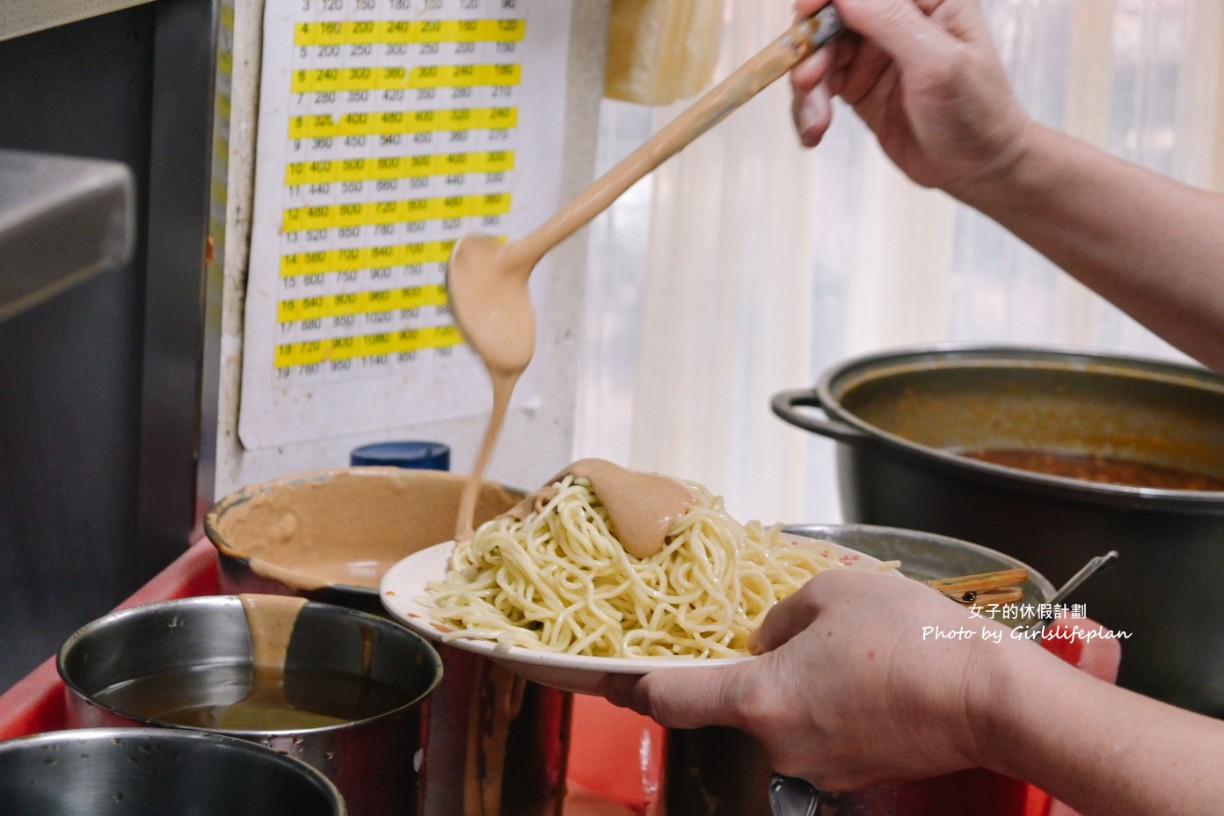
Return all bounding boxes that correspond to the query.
[507,5,846,270]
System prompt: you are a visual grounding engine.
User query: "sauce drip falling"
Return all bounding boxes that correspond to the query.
[448,235,535,541]
[240,593,308,669]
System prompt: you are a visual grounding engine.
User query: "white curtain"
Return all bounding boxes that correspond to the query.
[574,0,1224,525]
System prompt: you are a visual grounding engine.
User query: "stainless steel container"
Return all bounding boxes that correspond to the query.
[773,345,1224,714]
[59,596,441,816]
[0,727,344,815]
[663,523,1054,816]
[204,468,573,816]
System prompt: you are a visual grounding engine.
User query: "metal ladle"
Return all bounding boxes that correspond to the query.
[766,550,1121,815]
[1017,549,1119,635]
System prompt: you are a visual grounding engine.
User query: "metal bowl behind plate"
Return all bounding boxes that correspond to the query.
[783,522,1056,602]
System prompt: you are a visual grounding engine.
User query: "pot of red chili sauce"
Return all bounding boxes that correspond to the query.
[772,345,1224,715]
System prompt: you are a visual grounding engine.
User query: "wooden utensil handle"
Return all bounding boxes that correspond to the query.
[509,6,844,270]
[927,568,1029,594]
[960,586,1026,606]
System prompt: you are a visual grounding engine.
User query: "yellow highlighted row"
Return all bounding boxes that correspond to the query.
[281,240,454,276]
[286,150,513,185]
[294,18,524,46]
[289,107,516,139]
[291,63,520,93]
[277,284,447,322]
[283,192,510,231]
[275,324,462,367]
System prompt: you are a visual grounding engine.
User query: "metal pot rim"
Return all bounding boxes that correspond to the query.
[0,726,346,803]
[782,521,1058,600]
[814,343,1224,511]
[57,594,444,736]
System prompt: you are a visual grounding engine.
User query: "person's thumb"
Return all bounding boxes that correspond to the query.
[609,665,745,730]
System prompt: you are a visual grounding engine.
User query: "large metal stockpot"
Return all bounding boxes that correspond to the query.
[772,345,1224,714]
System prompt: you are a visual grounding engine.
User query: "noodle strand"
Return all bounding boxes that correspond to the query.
[424,475,844,658]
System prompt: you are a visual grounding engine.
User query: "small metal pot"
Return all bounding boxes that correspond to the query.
[0,727,344,815]
[772,344,1224,714]
[59,596,441,816]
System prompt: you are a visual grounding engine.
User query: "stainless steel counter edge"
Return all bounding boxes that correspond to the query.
[0,0,157,43]
[0,148,135,324]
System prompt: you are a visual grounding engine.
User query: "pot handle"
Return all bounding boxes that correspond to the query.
[771,389,871,445]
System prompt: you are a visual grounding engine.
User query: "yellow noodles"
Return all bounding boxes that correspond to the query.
[425,475,843,658]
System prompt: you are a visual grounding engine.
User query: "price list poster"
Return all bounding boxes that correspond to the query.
[239,0,573,447]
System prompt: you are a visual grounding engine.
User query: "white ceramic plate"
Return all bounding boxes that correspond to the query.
[380,535,880,695]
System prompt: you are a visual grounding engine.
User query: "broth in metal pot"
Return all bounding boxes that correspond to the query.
[960,448,1224,491]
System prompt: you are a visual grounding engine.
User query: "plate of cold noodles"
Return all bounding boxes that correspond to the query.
[380,461,889,695]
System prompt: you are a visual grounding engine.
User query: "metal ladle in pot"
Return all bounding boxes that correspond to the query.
[766,551,1120,815]
[1016,550,1119,635]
